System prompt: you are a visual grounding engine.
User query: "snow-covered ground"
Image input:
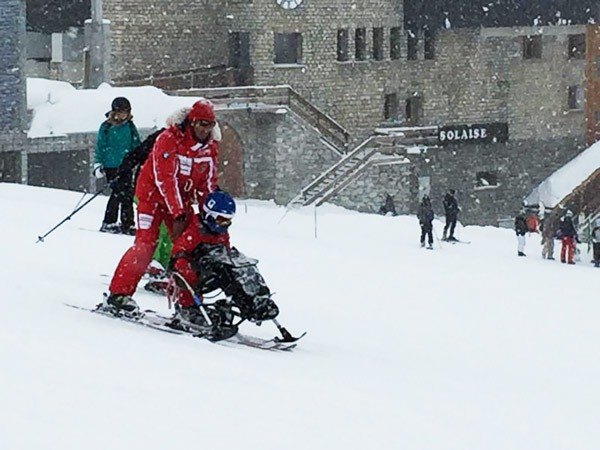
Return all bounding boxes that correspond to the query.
[2,182,599,450]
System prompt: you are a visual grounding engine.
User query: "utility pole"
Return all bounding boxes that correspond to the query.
[84,0,111,88]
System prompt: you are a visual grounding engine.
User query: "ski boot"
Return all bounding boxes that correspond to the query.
[101,293,141,317]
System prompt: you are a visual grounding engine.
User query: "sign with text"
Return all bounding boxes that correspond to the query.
[438,122,509,145]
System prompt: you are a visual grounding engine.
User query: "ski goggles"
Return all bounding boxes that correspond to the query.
[191,119,216,127]
[213,215,232,228]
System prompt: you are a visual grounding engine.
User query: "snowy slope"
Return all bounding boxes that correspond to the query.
[1,183,600,450]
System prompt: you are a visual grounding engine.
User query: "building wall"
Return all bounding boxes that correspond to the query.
[1,0,27,133]
[103,0,229,81]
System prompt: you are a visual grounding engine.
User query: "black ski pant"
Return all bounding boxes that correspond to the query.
[444,216,457,239]
[102,167,134,228]
[420,223,433,246]
[594,243,600,265]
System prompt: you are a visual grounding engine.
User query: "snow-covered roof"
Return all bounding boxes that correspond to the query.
[27,78,208,138]
[524,140,600,208]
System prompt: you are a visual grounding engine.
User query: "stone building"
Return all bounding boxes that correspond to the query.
[6,1,599,225]
[0,0,27,183]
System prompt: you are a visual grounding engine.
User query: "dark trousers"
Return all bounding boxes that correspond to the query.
[420,223,433,245]
[103,168,134,227]
[444,217,457,239]
[593,243,600,265]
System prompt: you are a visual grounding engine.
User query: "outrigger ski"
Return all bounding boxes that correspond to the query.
[64,303,305,351]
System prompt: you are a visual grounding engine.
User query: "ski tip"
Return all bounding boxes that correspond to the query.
[275,331,307,343]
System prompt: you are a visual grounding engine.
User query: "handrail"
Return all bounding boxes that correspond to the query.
[167,85,351,153]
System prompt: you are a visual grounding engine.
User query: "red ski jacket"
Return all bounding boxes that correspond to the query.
[135,125,219,219]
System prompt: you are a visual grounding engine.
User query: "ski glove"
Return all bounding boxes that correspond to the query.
[93,163,105,179]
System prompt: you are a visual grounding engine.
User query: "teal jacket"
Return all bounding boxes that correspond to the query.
[95,120,141,168]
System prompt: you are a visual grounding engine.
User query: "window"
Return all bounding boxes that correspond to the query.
[228,32,250,68]
[568,85,584,110]
[424,29,435,60]
[523,35,542,59]
[476,171,499,188]
[407,30,418,60]
[384,93,398,120]
[390,27,401,60]
[406,95,423,125]
[568,34,585,59]
[355,28,367,61]
[274,32,302,64]
[373,27,384,61]
[337,29,349,62]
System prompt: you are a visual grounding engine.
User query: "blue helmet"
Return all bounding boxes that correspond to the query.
[202,191,236,234]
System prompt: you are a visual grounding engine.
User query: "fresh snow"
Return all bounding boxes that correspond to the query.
[2,182,600,450]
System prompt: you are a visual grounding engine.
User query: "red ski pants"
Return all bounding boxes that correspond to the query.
[560,236,575,264]
[109,202,191,296]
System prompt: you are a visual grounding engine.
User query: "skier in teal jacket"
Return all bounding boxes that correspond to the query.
[94,97,141,234]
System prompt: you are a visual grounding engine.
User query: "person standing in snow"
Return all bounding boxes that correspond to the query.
[442,189,459,241]
[591,218,600,267]
[417,195,434,249]
[113,127,173,288]
[94,97,141,234]
[514,210,528,256]
[540,215,555,260]
[104,99,222,314]
[558,210,578,265]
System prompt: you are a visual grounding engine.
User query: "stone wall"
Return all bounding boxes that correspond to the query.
[0,0,26,133]
[103,0,229,81]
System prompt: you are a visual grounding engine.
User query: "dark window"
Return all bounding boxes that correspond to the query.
[384,93,398,120]
[274,32,302,64]
[407,30,418,60]
[228,32,250,68]
[424,29,435,60]
[568,34,585,59]
[355,28,367,61]
[406,96,423,125]
[476,171,498,187]
[337,29,349,62]
[390,27,401,60]
[568,85,583,110]
[595,111,600,122]
[373,27,384,61]
[523,35,542,59]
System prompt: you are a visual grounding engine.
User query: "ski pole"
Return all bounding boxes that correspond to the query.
[172,272,213,326]
[36,185,110,243]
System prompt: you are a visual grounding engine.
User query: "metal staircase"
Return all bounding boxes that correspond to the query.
[287,127,440,208]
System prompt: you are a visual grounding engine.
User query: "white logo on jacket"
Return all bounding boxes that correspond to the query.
[178,155,193,176]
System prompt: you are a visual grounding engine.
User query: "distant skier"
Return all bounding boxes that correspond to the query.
[557,210,578,265]
[514,209,528,256]
[591,218,600,267]
[442,189,459,241]
[417,195,434,249]
[168,191,279,340]
[540,214,555,260]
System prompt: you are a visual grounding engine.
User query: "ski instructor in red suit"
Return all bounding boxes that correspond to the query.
[105,99,221,314]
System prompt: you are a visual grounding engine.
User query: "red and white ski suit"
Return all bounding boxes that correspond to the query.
[171,215,230,308]
[109,125,218,296]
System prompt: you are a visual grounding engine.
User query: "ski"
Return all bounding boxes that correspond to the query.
[64,303,301,351]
